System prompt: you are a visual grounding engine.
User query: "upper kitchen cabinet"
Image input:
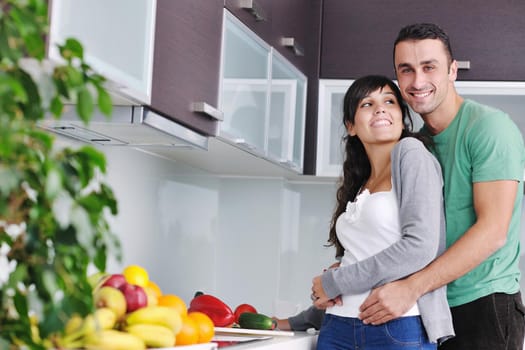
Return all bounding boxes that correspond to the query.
[150,0,223,136]
[48,0,156,104]
[321,0,525,81]
[225,0,310,72]
[48,0,223,136]
[219,11,307,173]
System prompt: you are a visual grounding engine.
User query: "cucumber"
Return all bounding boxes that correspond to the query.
[238,312,276,330]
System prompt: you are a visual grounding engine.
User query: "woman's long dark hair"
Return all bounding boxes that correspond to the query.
[327,75,429,256]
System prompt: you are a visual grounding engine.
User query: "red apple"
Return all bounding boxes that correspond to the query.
[101,274,127,290]
[120,283,148,312]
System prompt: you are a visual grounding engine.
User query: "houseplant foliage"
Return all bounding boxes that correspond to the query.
[0,0,121,348]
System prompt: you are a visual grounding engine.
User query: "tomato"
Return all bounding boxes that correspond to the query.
[233,303,258,324]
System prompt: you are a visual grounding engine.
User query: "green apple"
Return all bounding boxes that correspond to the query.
[94,286,127,319]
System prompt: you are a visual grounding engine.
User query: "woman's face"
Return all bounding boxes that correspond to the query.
[346,85,404,147]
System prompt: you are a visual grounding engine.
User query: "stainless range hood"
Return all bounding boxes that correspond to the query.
[39,105,209,150]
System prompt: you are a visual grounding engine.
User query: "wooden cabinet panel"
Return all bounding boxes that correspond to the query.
[270,0,310,72]
[151,0,223,136]
[225,0,314,73]
[224,0,273,43]
[321,0,525,81]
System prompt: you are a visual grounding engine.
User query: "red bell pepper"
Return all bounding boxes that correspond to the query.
[233,303,258,324]
[188,294,235,327]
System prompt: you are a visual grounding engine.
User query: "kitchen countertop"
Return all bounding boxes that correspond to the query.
[214,331,318,350]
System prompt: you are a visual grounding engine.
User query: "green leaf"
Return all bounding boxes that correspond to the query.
[78,146,107,172]
[0,72,28,103]
[23,31,46,59]
[58,38,84,61]
[96,86,113,116]
[52,67,71,99]
[0,167,20,195]
[49,95,63,117]
[100,184,118,215]
[65,66,84,88]
[76,87,94,122]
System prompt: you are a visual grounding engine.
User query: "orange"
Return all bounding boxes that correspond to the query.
[146,280,162,298]
[157,294,188,317]
[188,311,215,343]
[175,314,199,346]
[122,265,149,287]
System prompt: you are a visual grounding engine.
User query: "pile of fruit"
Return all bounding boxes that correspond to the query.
[58,265,215,349]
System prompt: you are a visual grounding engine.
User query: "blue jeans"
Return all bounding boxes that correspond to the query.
[317,314,436,350]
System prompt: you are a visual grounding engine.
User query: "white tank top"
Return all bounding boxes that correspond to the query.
[327,188,420,318]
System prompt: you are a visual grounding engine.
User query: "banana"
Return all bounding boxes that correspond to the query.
[125,323,176,348]
[80,307,118,335]
[64,314,84,335]
[60,307,118,347]
[93,307,118,330]
[125,306,182,334]
[84,329,146,350]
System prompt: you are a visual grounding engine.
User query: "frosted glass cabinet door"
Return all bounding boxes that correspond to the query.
[48,0,156,104]
[317,80,352,177]
[220,11,270,154]
[268,50,307,172]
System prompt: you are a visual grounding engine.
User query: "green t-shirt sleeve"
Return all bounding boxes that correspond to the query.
[468,110,525,182]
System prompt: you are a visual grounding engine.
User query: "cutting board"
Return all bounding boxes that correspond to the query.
[214,327,295,337]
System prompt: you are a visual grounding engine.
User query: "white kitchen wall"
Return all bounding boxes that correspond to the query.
[77,142,337,317]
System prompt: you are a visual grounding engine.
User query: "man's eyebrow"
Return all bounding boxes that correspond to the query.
[396,59,439,69]
[396,62,412,70]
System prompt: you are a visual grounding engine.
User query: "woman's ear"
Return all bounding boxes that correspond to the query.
[346,121,356,136]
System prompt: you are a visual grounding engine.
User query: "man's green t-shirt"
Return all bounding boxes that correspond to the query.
[429,99,525,307]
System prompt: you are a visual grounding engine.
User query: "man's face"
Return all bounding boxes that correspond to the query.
[394,39,457,118]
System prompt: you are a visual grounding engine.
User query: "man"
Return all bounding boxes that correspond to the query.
[358,23,525,349]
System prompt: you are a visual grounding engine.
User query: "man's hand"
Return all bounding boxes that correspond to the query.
[358,279,418,325]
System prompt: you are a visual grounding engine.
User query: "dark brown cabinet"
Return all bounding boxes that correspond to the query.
[321,0,525,81]
[151,0,224,136]
[224,0,313,73]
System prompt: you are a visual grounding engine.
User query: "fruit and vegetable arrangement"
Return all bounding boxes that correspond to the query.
[51,264,279,349]
[55,265,215,349]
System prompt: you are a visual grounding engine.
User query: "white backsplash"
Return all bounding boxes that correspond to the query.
[96,145,336,317]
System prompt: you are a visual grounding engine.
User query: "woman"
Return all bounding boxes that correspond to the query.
[311,75,454,349]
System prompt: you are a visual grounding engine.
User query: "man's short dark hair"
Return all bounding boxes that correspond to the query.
[394,23,453,64]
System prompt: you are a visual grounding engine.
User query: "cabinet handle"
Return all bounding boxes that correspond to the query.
[239,0,267,22]
[457,60,471,70]
[235,139,257,150]
[281,37,305,57]
[191,102,224,121]
[279,160,296,168]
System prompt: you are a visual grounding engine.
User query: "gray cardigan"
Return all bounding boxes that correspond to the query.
[321,137,454,343]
